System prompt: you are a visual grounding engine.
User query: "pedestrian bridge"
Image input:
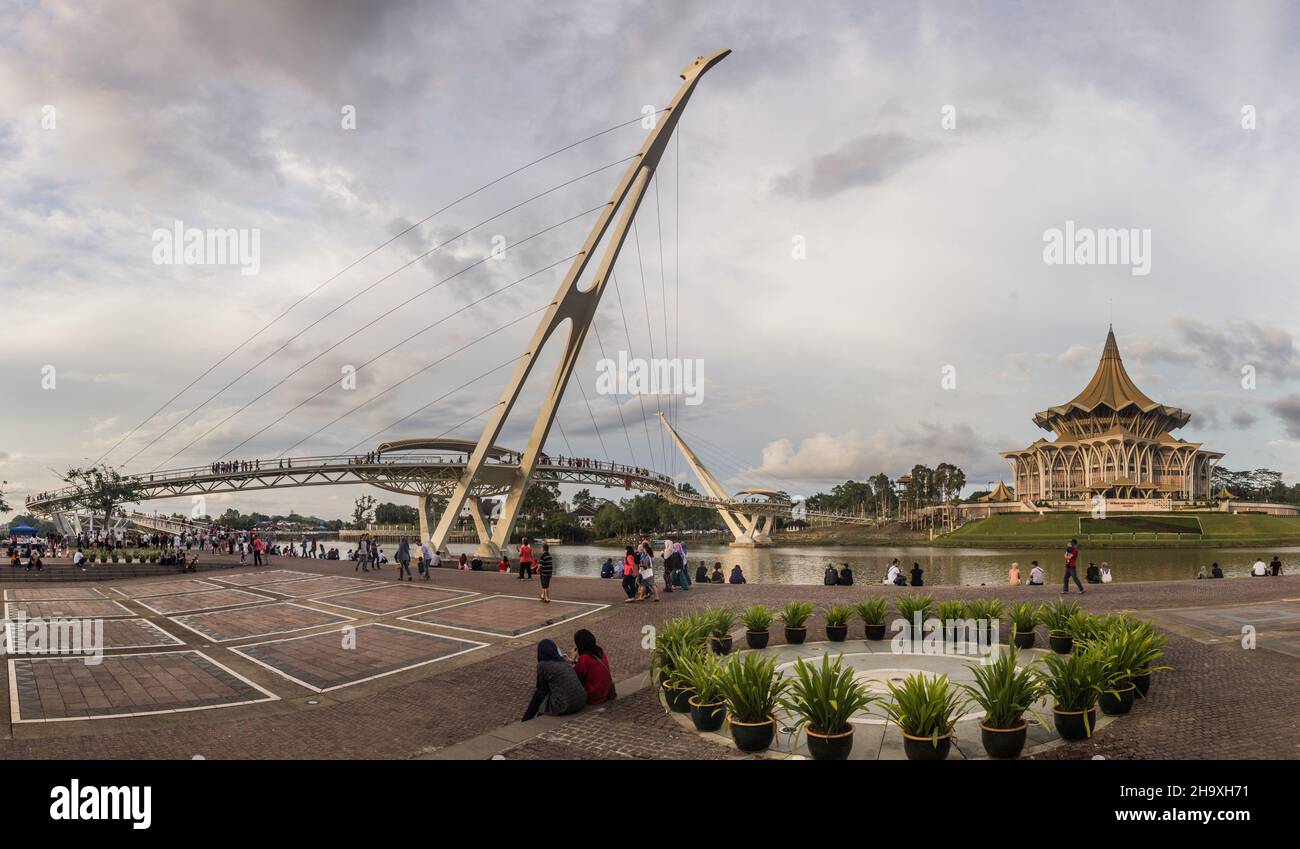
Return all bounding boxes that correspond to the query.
[26,437,875,554]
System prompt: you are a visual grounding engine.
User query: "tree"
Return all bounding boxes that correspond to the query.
[351,494,377,530]
[593,502,623,538]
[0,480,9,515]
[375,502,419,525]
[571,488,597,510]
[61,464,145,527]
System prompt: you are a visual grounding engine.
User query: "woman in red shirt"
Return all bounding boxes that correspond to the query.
[518,539,533,580]
[571,629,613,704]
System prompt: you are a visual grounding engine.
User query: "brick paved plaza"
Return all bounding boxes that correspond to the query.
[0,558,1295,759]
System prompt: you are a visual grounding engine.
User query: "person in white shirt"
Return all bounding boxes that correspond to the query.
[1028,562,1046,586]
[73,549,86,571]
[1251,559,1268,577]
[884,561,901,585]
[420,542,434,580]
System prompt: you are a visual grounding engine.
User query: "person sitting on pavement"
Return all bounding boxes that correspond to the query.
[1085,562,1102,584]
[522,639,587,721]
[599,557,616,579]
[695,562,710,584]
[1211,563,1224,579]
[710,563,725,584]
[1027,561,1045,586]
[824,564,839,586]
[837,563,854,586]
[729,564,747,584]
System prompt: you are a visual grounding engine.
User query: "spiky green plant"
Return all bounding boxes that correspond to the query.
[779,653,879,741]
[671,645,725,704]
[1009,602,1038,635]
[651,611,713,676]
[709,607,737,638]
[778,601,814,629]
[1037,599,1080,633]
[823,604,853,627]
[962,647,1045,729]
[896,594,934,624]
[882,673,970,745]
[740,604,773,632]
[1067,611,1103,642]
[715,653,789,724]
[1035,648,1105,736]
[966,597,1004,624]
[851,597,888,625]
[937,600,965,623]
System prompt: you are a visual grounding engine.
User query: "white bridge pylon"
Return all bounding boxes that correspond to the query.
[428,49,732,559]
[657,412,781,547]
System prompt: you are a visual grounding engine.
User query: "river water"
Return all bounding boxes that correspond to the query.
[302,540,1297,586]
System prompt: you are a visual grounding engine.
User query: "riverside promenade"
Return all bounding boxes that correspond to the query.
[1,554,1296,760]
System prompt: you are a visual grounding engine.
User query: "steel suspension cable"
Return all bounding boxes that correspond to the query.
[96,112,663,466]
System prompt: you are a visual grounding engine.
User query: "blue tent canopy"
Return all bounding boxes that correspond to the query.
[9,525,39,535]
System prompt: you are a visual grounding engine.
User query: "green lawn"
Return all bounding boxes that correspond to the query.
[945,511,1300,546]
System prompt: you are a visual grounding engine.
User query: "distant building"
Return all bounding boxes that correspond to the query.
[570,503,598,528]
[1001,326,1223,503]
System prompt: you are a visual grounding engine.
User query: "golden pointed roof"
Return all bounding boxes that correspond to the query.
[1033,326,1190,429]
[980,481,1015,502]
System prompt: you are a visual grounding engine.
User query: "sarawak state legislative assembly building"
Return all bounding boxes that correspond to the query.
[1001,327,1223,505]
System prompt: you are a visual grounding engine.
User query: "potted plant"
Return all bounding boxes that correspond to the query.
[779,601,814,645]
[715,653,789,754]
[1009,602,1039,649]
[1091,629,1142,716]
[882,673,970,761]
[780,653,878,760]
[1035,648,1104,740]
[708,608,737,655]
[676,648,727,732]
[937,600,965,644]
[823,604,852,641]
[1127,622,1170,698]
[966,598,1005,647]
[896,594,933,632]
[1038,600,1080,654]
[852,597,889,641]
[1067,611,1103,646]
[962,647,1045,759]
[740,605,773,649]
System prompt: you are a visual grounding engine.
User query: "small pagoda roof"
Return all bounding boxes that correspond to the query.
[980,481,1016,502]
[1215,486,1235,500]
[1033,327,1191,428]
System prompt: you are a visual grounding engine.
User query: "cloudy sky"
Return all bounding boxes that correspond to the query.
[3,0,1300,521]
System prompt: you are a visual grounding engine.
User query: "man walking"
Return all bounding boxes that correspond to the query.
[1062,538,1084,593]
[419,540,435,581]
[537,543,555,603]
[396,537,412,582]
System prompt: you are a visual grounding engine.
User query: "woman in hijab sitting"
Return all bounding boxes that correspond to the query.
[695,561,710,584]
[522,639,587,721]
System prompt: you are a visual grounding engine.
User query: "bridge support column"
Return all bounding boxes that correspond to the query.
[465,497,500,560]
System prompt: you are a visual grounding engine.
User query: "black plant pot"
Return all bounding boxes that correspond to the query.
[825,624,848,642]
[688,697,726,732]
[1052,707,1097,740]
[730,717,776,753]
[902,731,953,761]
[745,630,770,650]
[663,681,694,713]
[709,634,733,655]
[1048,630,1073,654]
[1012,629,1037,649]
[864,623,886,641]
[980,721,1028,759]
[784,626,807,645]
[1133,672,1151,698]
[806,727,854,760]
[1099,684,1136,716]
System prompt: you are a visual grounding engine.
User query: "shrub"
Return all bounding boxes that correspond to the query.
[740,604,773,632]
[852,597,888,625]
[896,594,934,624]
[1008,602,1038,635]
[780,653,878,740]
[882,673,969,744]
[1037,599,1080,633]
[823,604,852,627]
[961,646,1044,729]
[708,607,737,638]
[778,601,814,629]
[715,653,788,724]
